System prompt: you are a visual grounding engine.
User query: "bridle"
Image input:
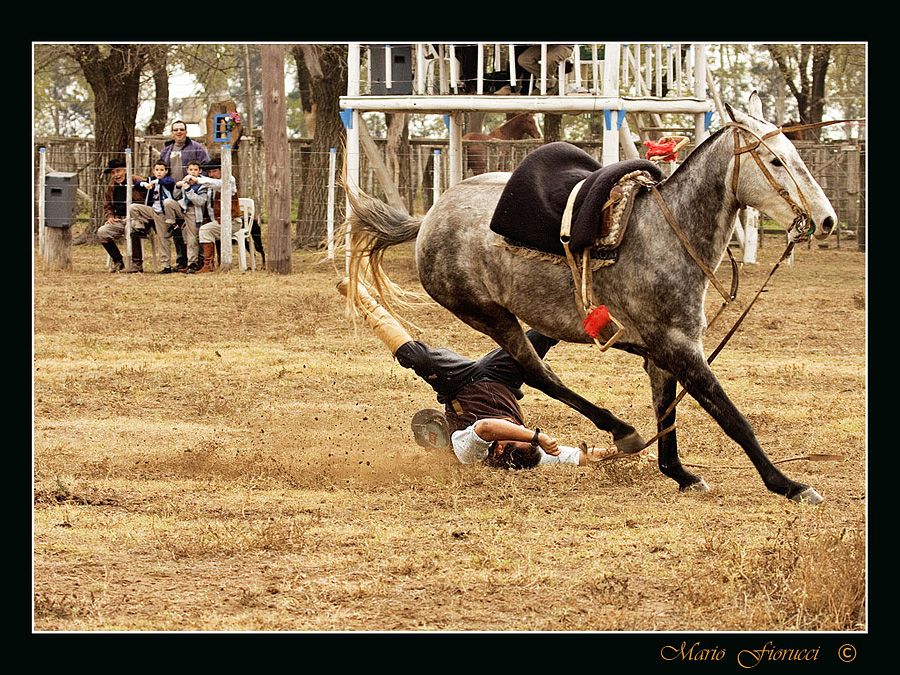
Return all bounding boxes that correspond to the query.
[636,118,858,450]
[726,121,817,243]
[725,117,862,244]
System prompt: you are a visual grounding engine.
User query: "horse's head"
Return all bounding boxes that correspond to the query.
[724,91,837,241]
[499,112,542,140]
[520,113,542,139]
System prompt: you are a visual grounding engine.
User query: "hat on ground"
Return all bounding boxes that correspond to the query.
[411,409,451,450]
[103,158,126,174]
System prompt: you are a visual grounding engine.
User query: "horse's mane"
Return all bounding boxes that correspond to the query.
[664,125,730,179]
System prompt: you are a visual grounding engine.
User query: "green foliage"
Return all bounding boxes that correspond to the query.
[33,45,93,136]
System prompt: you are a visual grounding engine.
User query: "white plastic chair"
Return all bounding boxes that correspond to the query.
[232,197,257,272]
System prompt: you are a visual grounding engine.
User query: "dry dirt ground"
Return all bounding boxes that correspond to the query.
[33,235,866,636]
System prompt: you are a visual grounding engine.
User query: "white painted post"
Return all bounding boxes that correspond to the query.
[433,149,441,204]
[438,44,448,94]
[220,143,233,270]
[602,43,621,167]
[572,45,587,89]
[743,207,758,264]
[675,43,683,96]
[592,44,600,94]
[558,57,566,96]
[385,44,392,90]
[656,43,662,96]
[448,112,463,186]
[476,43,484,95]
[346,43,361,274]
[508,43,516,87]
[540,43,547,95]
[667,44,674,94]
[618,118,640,160]
[448,44,459,93]
[415,43,426,95]
[635,43,641,93]
[327,147,336,260]
[125,148,133,264]
[38,147,46,256]
[693,43,709,145]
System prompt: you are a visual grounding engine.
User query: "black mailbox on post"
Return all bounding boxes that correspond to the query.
[369,44,413,95]
[45,172,78,228]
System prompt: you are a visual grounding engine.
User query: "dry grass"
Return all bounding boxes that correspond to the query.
[33,235,866,632]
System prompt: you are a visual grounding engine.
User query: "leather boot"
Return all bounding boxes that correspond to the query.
[198,242,217,273]
[101,240,125,272]
[172,226,188,270]
[337,278,413,355]
[128,235,144,273]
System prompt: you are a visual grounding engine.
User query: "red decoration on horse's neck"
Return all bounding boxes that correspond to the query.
[645,139,680,162]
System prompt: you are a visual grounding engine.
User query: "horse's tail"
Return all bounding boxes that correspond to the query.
[339,184,427,325]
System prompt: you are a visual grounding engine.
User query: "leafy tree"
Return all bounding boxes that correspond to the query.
[766,44,832,139]
[65,44,163,242]
[34,45,92,137]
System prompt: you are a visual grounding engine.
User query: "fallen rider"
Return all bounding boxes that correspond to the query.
[337,279,619,469]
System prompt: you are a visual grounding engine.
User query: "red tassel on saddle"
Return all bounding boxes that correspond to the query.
[583,305,611,338]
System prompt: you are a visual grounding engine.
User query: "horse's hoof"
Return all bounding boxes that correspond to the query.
[613,431,646,454]
[791,487,824,505]
[680,478,710,494]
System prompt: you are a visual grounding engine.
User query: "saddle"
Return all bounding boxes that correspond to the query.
[489,142,662,257]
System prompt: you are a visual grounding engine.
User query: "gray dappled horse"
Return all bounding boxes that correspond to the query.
[345,93,837,503]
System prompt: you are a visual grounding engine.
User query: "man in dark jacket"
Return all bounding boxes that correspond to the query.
[96,158,147,273]
[159,120,211,271]
[129,160,177,273]
[159,120,211,183]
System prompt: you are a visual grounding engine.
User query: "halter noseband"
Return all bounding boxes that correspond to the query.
[725,121,815,243]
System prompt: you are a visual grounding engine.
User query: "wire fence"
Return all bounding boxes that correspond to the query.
[32,135,596,230]
[34,133,865,251]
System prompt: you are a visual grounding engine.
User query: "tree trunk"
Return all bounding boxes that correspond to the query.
[544,112,562,142]
[291,46,316,137]
[242,45,255,132]
[43,226,72,271]
[385,112,411,212]
[70,44,150,244]
[261,45,292,274]
[767,44,831,141]
[295,45,347,249]
[146,52,170,136]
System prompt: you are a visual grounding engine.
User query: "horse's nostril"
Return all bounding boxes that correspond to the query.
[821,216,834,233]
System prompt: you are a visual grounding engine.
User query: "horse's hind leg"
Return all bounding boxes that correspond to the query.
[656,338,822,503]
[454,303,645,452]
[644,358,709,492]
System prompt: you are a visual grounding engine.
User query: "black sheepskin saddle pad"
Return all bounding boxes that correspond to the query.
[489,141,662,256]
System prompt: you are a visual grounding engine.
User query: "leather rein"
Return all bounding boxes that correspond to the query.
[635,119,853,449]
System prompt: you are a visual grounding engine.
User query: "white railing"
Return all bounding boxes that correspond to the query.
[359,43,704,99]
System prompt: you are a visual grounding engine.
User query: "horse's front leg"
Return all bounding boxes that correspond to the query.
[654,336,823,504]
[452,303,646,452]
[644,358,709,492]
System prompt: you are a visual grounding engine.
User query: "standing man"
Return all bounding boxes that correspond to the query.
[160,120,211,273]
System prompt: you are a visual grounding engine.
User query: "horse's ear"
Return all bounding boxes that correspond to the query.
[748,90,765,120]
[724,102,737,122]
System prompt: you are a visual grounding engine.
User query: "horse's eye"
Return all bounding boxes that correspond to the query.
[771,157,784,167]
